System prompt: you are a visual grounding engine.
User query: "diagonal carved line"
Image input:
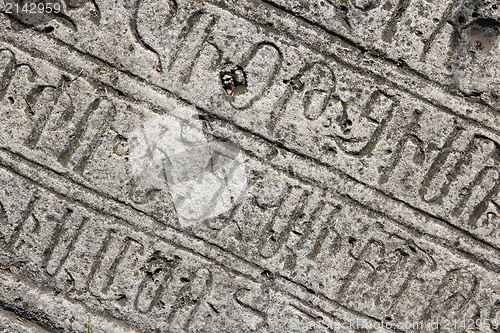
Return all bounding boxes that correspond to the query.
[43,208,72,274]
[1,26,498,256]
[0,24,499,268]
[0,269,140,332]
[2,85,500,273]
[382,0,412,43]
[131,0,171,71]
[6,193,37,249]
[0,302,56,333]
[0,8,497,137]
[226,0,498,114]
[278,274,399,333]
[102,237,131,294]
[1,12,499,193]
[212,132,500,272]
[420,0,460,60]
[57,98,101,167]
[0,13,499,271]
[86,229,115,292]
[0,149,408,329]
[50,216,87,279]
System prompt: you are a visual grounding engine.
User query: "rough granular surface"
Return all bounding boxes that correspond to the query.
[0,0,499,332]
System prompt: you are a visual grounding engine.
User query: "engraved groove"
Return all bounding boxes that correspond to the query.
[0,48,15,101]
[57,97,115,174]
[133,254,180,313]
[0,198,7,226]
[182,268,214,331]
[377,107,425,184]
[334,96,396,156]
[337,239,384,299]
[234,0,498,115]
[0,6,498,328]
[279,274,387,331]
[6,193,38,249]
[44,207,73,276]
[379,134,424,185]
[72,99,116,175]
[3,12,500,223]
[230,42,283,110]
[419,269,480,325]
[4,117,500,276]
[267,61,335,132]
[233,288,266,318]
[50,216,87,280]
[132,0,177,71]
[0,63,36,102]
[102,237,135,294]
[179,16,219,84]
[458,169,500,228]
[0,148,492,328]
[24,85,59,149]
[166,11,216,75]
[420,0,460,60]
[86,229,115,292]
[259,187,310,259]
[418,126,466,203]
[382,0,411,43]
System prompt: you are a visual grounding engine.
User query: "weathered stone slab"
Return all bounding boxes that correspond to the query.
[0,0,498,331]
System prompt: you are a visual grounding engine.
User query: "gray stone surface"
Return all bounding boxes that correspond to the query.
[0,0,498,332]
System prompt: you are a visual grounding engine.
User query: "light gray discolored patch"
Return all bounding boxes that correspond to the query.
[128,106,247,227]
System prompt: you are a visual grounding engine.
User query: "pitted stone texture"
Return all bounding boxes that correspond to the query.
[0,0,499,332]
[252,0,500,107]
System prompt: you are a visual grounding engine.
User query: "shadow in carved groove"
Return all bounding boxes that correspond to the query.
[231,42,283,110]
[168,11,219,84]
[419,133,500,208]
[57,97,116,175]
[338,236,436,317]
[378,108,424,184]
[267,61,335,134]
[418,269,479,331]
[134,253,180,313]
[168,267,213,331]
[258,186,309,259]
[133,0,178,71]
[331,90,396,157]
[63,0,101,24]
[24,78,73,150]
